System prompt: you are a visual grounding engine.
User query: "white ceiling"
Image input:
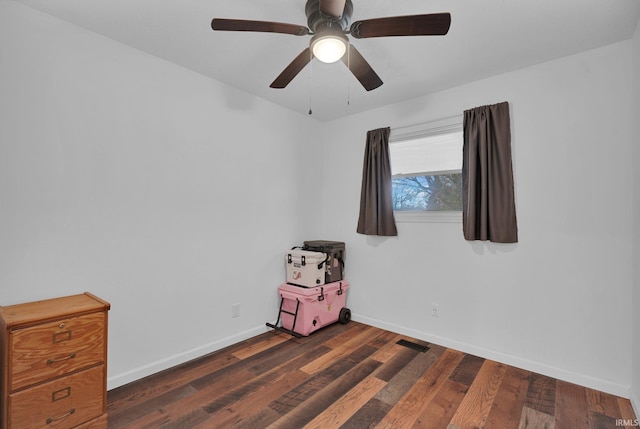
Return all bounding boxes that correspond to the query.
[16,0,640,121]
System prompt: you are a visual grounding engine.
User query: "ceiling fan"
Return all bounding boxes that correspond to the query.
[211,0,451,91]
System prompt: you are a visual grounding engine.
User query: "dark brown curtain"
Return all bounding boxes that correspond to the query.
[356,127,398,236]
[462,102,518,243]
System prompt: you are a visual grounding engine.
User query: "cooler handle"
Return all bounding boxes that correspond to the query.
[317,254,329,270]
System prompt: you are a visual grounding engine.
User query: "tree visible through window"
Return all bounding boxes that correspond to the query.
[389,119,463,213]
[392,173,462,211]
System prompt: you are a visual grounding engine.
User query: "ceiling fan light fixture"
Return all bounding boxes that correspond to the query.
[311,33,347,63]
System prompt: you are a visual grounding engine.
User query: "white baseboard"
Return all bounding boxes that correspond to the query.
[353,314,631,399]
[631,388,640,419]
[107,324,269,390]
[107,315,632,401]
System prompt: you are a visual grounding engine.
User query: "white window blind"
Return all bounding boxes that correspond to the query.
[389,116,464,222]
[390,130,463,176]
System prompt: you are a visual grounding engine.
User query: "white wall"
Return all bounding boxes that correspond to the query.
[0,0,323,388]
[1,0,637,401]
[319,41,634,397]
[631,15,640,416]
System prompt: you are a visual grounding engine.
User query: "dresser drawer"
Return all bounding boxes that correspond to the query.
[9,364,104,429]
[9,312,105,391]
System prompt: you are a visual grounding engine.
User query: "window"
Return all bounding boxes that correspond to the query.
[389,116,463,222]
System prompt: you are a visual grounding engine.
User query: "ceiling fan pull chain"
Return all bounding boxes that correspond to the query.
[308,50,313,115]
[346,41,351,108]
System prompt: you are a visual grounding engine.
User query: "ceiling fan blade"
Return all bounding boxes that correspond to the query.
[350,13,451,39]
[319,0,347,19]
[270,48,313,89]
[211,18,310,36]
[341,44,383,91]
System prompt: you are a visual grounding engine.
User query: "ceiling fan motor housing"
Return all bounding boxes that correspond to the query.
[305,0,353,33]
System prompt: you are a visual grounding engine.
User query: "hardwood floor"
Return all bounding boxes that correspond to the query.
[107,322,636,428]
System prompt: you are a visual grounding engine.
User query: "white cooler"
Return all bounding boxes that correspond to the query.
[285,249,327,287]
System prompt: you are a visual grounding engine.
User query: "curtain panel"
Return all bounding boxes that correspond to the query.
[462,102,518,243]
[356,127,398,236]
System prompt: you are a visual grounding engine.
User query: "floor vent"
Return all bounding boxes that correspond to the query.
[396,339,429,353]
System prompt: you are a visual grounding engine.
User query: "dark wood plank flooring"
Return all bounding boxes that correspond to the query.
[107,322,637,428]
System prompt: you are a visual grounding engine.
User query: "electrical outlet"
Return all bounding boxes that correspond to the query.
[431,303,439,317]
[232,303,240,318]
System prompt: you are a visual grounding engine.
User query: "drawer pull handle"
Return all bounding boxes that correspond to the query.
[46,408,75,424]
[46,352,76,366]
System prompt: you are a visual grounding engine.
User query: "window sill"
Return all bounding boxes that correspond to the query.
[394,211,462,223]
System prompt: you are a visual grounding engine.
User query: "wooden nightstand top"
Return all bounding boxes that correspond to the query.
[0,292,110,329]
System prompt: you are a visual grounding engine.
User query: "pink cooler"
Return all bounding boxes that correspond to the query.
[278,281,350,336]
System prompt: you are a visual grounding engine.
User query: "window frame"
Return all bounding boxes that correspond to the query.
[389,115,464,224]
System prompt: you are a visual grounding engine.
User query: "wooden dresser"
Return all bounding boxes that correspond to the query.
[0,293,110,429]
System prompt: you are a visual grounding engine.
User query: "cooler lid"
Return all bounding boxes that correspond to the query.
[303,240,345,248]
[279,281,349,296]
[286,249,326,264]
